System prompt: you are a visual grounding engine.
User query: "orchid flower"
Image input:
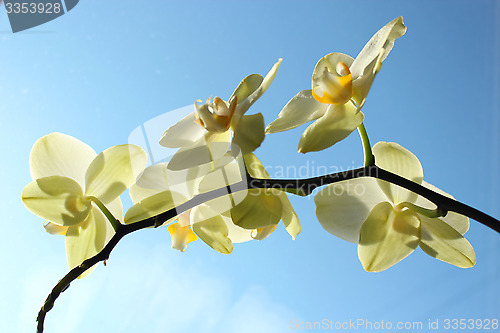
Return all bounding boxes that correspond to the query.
[266,17,406,153]
[315,142,475,272]
[22,133,147,277]
[124,149,300,253]
[123,160,259,253]
[159,59,282,170]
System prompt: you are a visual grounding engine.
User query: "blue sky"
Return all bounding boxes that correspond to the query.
[1,1,499,332]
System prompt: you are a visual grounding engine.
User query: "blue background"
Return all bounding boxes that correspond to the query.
[1,1,499,332]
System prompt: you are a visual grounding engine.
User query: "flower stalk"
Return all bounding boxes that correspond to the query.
[358,123,375,166]
[36,164,500,332]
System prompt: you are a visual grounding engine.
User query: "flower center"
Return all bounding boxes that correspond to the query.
[194,96,238,132]
[312,62,353,105]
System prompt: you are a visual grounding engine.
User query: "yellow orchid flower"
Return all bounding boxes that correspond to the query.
[266,17,406,153]
[22,133,147,277]
[124,159,252,254]
[315,142,475,272]
[159,59,282,170]
[124,149,300,253]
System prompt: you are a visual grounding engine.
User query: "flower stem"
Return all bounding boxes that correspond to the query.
[87,196,122,232]
[358,123,375,166]
[395,202,446,218]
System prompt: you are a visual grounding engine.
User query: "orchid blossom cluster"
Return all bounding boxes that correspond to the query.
[23,16,477,294]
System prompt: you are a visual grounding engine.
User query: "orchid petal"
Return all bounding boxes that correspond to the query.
[29,132,97,186]
[194,98,233,133]
[85,144,147,203]
[312,63,353,105]
[167,222,197,252]
[129,163,170,204]
[124,190,183,225]
[65,206,114,278]
[279,192,301,240]
[419,216,476,268]
[232,113,265,154]
[233,59,282,124]
[265,90,328,133]
[414,181,470,234]
[231,154,282,229]
[231,74,264,104]
[231,189,282,230]
[373,142,423,205]
[198,161,248,215]
[351,51,383,110]
[167,131,231,171]
[298,102,363,153]
[315,178,387,243]
[252,224,278,241]
[219,211,253,243]
[312,53,354,87]
[358,202,420,272]
[159,111,206,148]
[22,176,91,227]
[44,222,69,235]
[191,205,233,254]
[350,17,407,79]
[243,153,269,178]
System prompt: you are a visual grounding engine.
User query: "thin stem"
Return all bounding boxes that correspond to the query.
[358,123,375,166]
[37,166,500,332]
[87,196,122,232]
[395,202,445,218]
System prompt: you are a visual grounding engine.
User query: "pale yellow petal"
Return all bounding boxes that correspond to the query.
[350,17,407,79]
[351,51,383,110]
[231,189,283,230]
[298,102,363,153]
[311,53,354,89]
[129,163,170,204]
[198,160,248,215]
[124,190,183,225]
[106,197,124,222]
[29,132,97,186]
[167,222,197,252]
[243,153,270,178]
[419,216,476,268]
[232,113,265,154]
[315,178,387,243]
[129,162,205,207]
[265,90,328,134]
[358,202,420,272]
[373,142,423,205]
[252,224,277,241]
[65,206,114,278]
[167,131,232,171]
[231,74,264,103]
[222,211,255,243]
[85,144,147,203]
[233,59,282,124]
[22,176,91,227]
[44,222,69,235]
[230,154,282,229]
[278,192,301,240]
[311,63,353,105]
[159,111,206,148]
[191,206,233,254]
[414,181,470,234]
